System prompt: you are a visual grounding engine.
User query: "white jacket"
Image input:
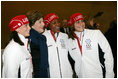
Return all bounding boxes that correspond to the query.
[43,30,73,78]
[2,33,33,78]
[68,29,114,78]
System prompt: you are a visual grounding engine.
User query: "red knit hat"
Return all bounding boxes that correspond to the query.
[9,15,29,31]
[44,13,59,27]
[68,13,84,26]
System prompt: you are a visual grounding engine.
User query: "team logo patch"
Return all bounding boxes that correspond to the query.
[60,39,66,49]
[85,39,91,50]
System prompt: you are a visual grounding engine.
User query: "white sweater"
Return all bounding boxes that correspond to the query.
[2,33,33,78]
[43,30,73,78]
[68,29,114,78]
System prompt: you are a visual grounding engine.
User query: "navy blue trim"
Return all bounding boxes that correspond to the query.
[98,44,106,78]
[18,66,20,78]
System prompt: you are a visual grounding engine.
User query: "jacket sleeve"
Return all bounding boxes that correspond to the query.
[2,46,22,78]
[97,30,114,78]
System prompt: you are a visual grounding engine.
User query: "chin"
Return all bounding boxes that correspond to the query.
[38,29,44,33]
[77,29,84,32]
[80,30,84,32]
[25,34,30,37]
[79,28,84,31]
[56,30,60,33]
[27,34,30,36]
[40,30,44,33]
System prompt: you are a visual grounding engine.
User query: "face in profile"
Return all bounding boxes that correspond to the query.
[74,20,85,32]
[32,18,45,33]
[62,19,68,27]
[49,19,60,33]
[16,23,31,37]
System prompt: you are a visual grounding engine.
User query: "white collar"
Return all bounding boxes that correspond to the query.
[74,31,83,38]
[18,33,28,46]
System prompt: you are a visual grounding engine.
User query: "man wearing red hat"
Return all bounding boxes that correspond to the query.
[2,15,33,78]
[43,13,73,78]
[68,13,114,78]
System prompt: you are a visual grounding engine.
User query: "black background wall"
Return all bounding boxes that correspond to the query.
[1,1,117,49]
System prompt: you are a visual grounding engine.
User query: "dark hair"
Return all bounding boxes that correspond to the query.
[68,25,76,40]
[26,10,43,27]
[5,31,24,46]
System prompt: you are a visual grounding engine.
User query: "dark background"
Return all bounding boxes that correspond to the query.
[1,1,117,49]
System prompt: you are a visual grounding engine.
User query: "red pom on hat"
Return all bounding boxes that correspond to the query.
[44,13,59,27]
[9,15,29,31]
[68,13,84,26]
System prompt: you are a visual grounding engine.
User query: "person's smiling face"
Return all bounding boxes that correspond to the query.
[32,18,45,33]
[49,19,60,33]
[16,23,31,37]
[74,20,85,32]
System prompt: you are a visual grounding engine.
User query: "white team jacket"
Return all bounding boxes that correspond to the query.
[43,30,73,78]
[68,29,114,78]
[2,33,33,78]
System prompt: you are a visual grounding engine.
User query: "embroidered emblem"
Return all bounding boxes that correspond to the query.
[85,39,91,50]
[60,39,66,49]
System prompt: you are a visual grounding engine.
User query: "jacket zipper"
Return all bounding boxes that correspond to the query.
[56,47,62,78]
[51,31,62,77]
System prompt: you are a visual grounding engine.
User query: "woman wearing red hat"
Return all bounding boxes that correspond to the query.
[68,13,114,78]
[26,11,49,78]
[43,13,73,78]
[2,15,32,78]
